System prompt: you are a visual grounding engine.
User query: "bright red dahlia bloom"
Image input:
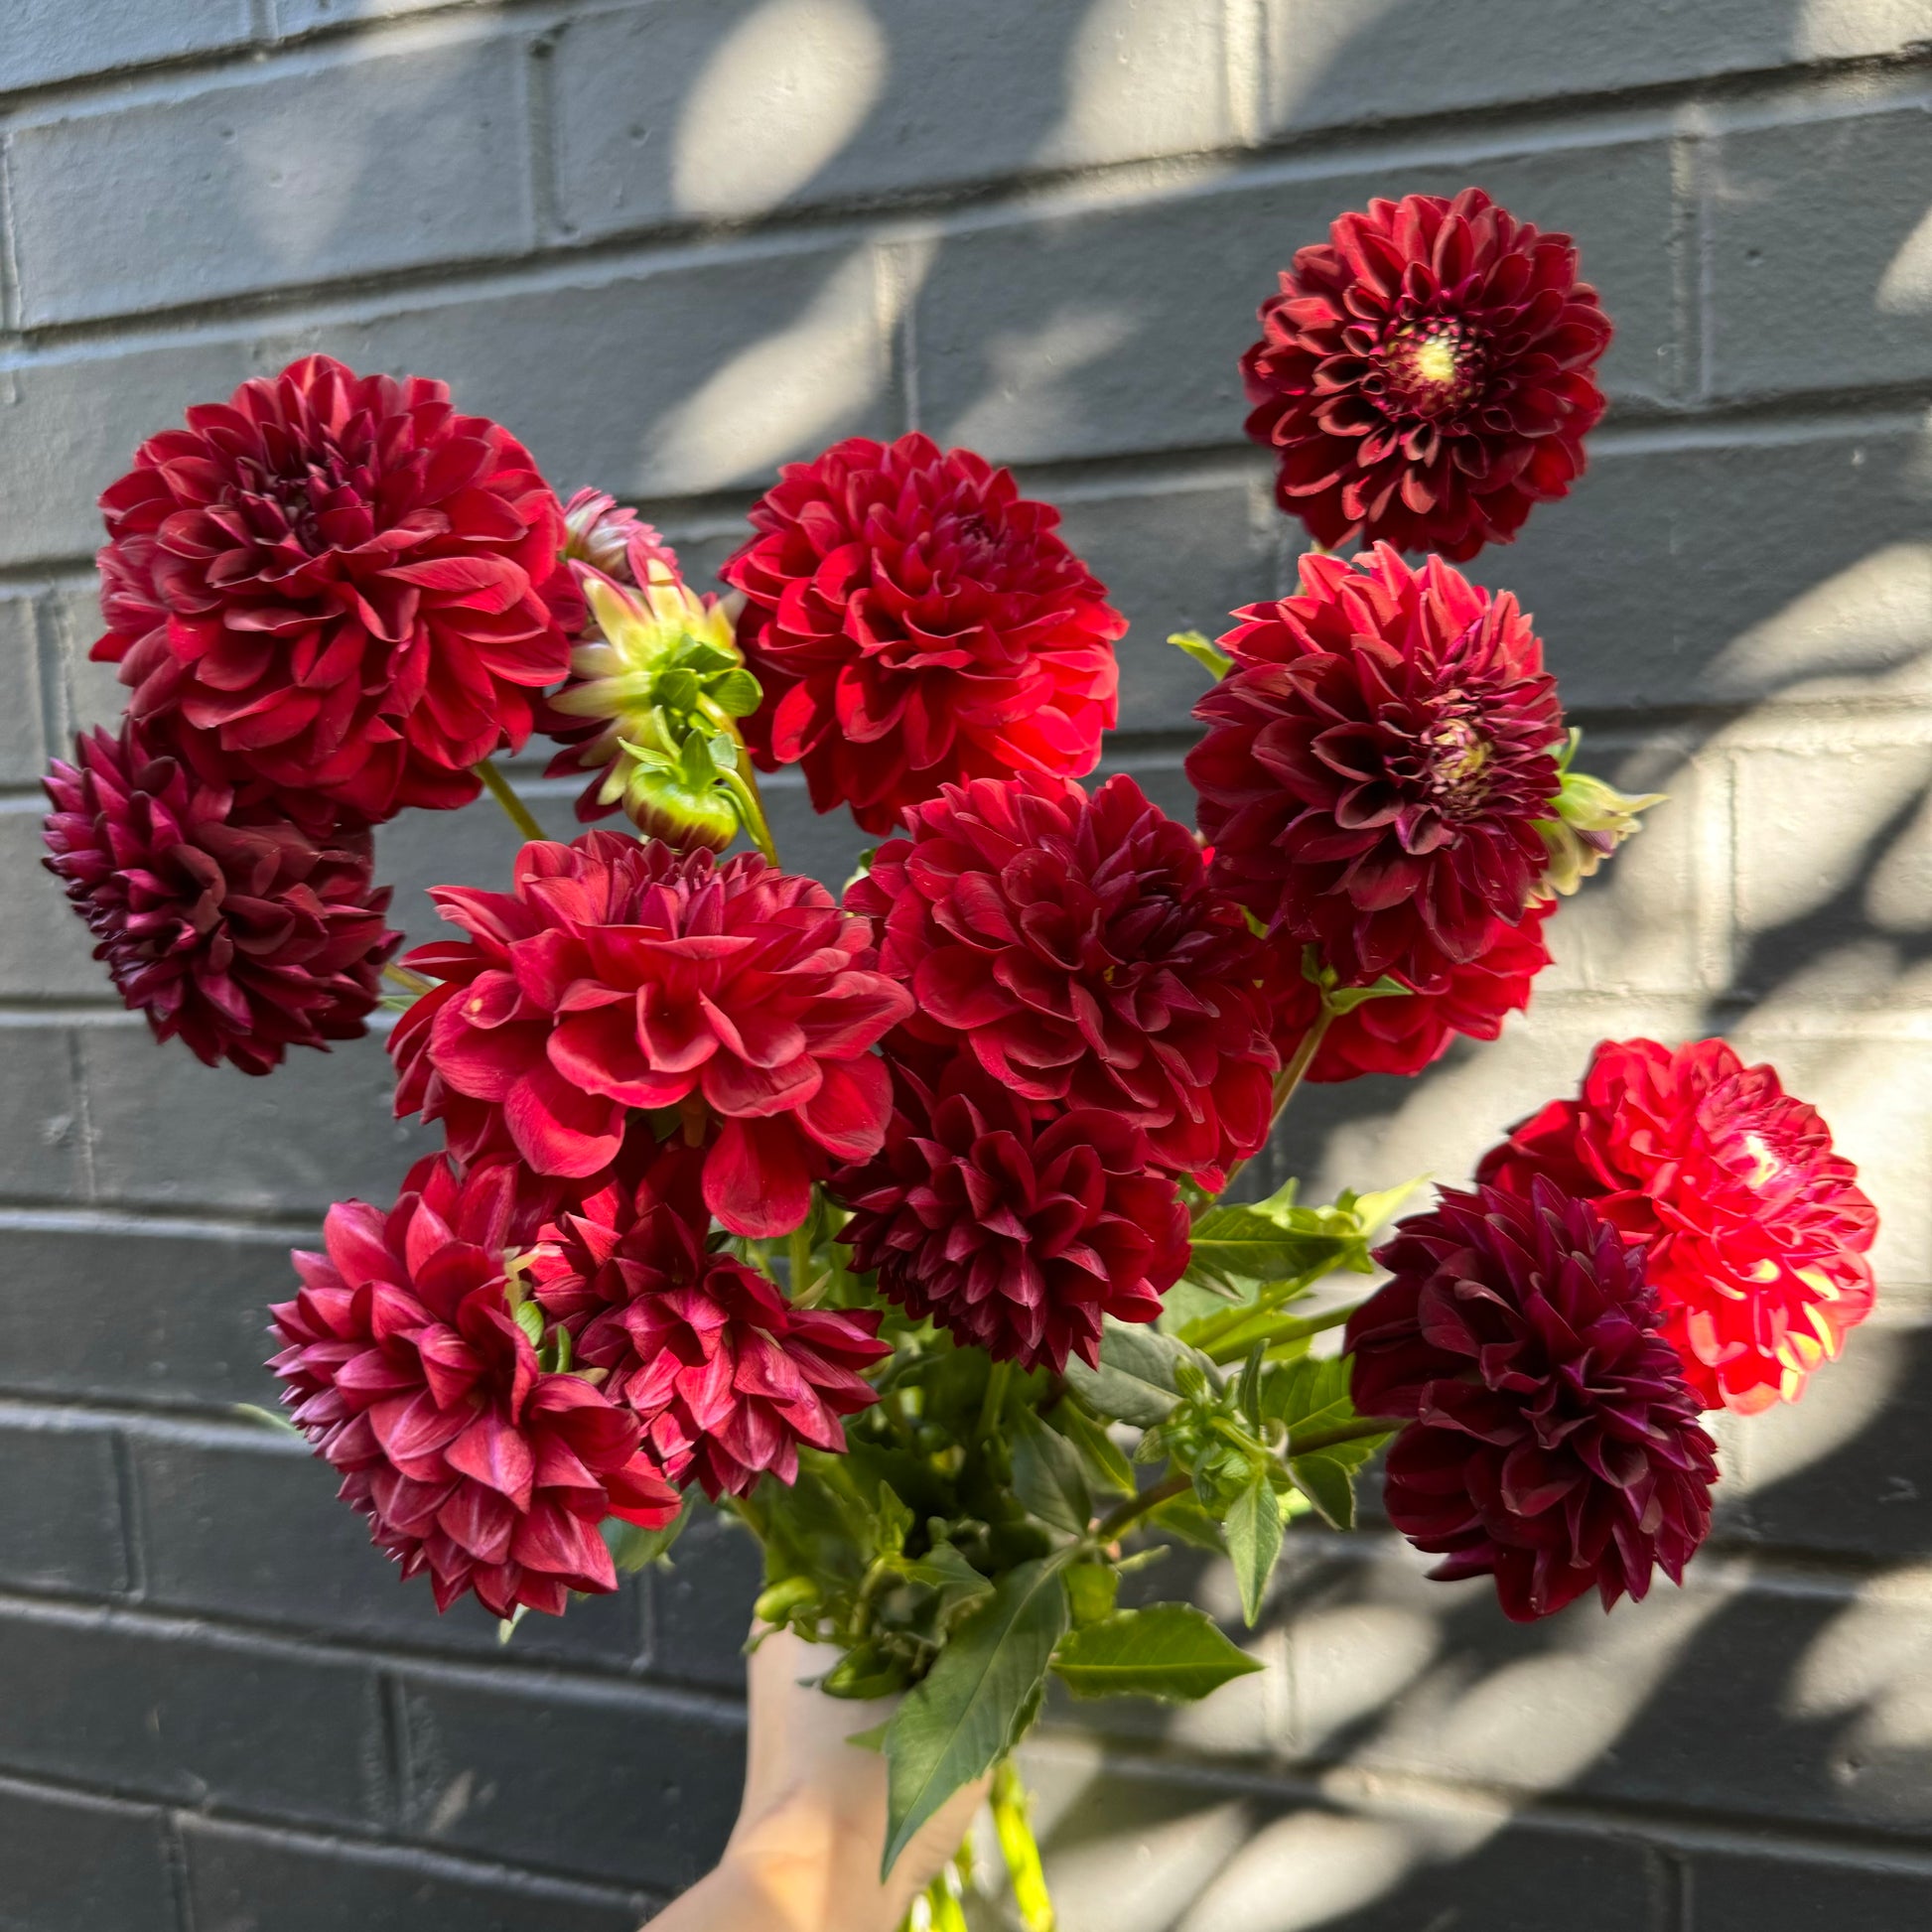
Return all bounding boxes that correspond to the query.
[1271,902,1554,1083]
[1348,1179,1717,1622]
[91,354,580,820]
[529,1143,888,1497]
[43,718,398,1074]
[832,1051,1188,1373]
[847,773,1277,1188]
[1188,546,1562,987]
[390,833,912,1240]
[1477,1038,1878,1414]
[724,434,1123,835]
[1242,188,1611,561]
[269,1157,679,1618]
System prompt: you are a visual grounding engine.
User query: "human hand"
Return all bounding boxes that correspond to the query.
[648,1627,988,1932]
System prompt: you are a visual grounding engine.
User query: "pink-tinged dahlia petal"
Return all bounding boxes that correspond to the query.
[91,354,580,820]
[1477,1037,1878,1414]
[726,434,1123,835]
[1347,1178,1717,1622]
[1243,188,1610,561]
[1188,545,1562,989]
[830,1050,1188,1373]
[389,832,910,1238]
[847,772,1278,1189]
[42,716,398,1074]
[529,1144,887,1499]
[268,1155,678,1619]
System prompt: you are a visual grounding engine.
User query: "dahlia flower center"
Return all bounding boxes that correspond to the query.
[1740,1131,1781,1190]
[1378,320,1483,419]
[247,448,359,554]
[1425,715,1495,814]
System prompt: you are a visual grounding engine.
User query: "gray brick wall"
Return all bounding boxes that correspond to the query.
[0,3,1926,1926]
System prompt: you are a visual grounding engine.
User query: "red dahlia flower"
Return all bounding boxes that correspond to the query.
[43,718,399,1074]
[1348,1180,1717,1622]
[1477,1038,1878,1414]
[91,354,580,820]
[1270,903,1554,1083]
[724,434,1123,835]
[269,1157,679,1618]
[848,773,1277,1188]
[1243,188,1611,560]
[390,833,912,1239]
[529,1146,887,1496]
[1188,545,1562,987]
[832,1052,1188,1373]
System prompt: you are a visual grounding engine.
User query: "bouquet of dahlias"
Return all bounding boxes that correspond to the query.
[45,189,1879,1928]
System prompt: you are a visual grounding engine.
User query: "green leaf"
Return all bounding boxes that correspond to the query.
[708,666,762,717]
[845,1721,890,1753]
[1288,1451,1357,1531]
[1149,1495,1225,1553]
[232,1403,302,1439]
[1339,1175,1424,1240]
[1063,1319,1214,1428]
[882,1557,1070,1877]
[1064,1562,1120,1628]
[1053,1604,1265,1702]
[1224,1475,1284,1627]
[1236,1341,1266,1427]
[1183,1203,1369,1300]
[1010,1410,1092,1537]
[602,1498,690,1573]
[1323,975,1410,1016]
[511,1300,545,1347]
[1048,1400,1135,1496]
[1168,628,1233,680]
[898,1542,995,1625]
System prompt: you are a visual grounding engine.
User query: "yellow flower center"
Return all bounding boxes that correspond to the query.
[1412,338,1460,386]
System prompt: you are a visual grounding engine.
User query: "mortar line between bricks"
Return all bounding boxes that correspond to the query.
[160,1806,196,1932]
[522,21,568,249]
[0,137,19,336]
[108,1425,147,1602]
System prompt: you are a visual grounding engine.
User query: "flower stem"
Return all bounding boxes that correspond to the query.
[474,759,546,843]
[1201,1004,1335,1216]
[992,1760,1055,1932]
[381,962,436,998]
[786,1221,814,1304]
[1288,1414,1402,1456]
[977,1360,1013,1446]
[1091,1470,1193,1545]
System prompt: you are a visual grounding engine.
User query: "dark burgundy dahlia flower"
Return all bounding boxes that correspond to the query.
[1188,545,1563,987]
[1347,1179,1717,1622]
[91,354,580,820]
[1242,188,1611,560]
[832,1052,1188,1373]
[389,833,912,1239]
[847,773,1277,1188]
[724,434,1123,835]
[43,718,399,1074]
[529,1148,888,1497]
[1478,1037,1878,1415]
[269,1156,679,1619]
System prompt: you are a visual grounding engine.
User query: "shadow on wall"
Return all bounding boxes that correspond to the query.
[53,0,1931,1924]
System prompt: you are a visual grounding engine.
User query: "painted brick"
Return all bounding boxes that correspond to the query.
[78,1023,429,1217]
[0,0,251,94]
[915,137,1679,466]
[0,1602,386,1825]
[130,1424,644,1667]
[553,0,1233,235]
[279,0,481,30]
[0,1412,126,1597]
[1262,0,1932,135]
[0,1219,296,1410]
[183,1816,655,1932]
[1689,1847,1932,1929]
[0,805,107,997]
[1027,1754,1667,1932]
[397,1666,742,1890]
[1706,104,1932,400]
[0,1776,176,1932]
[0,1027,87,1203]
[0,594,48,785]
[647,1505,761,1692]
[48,577,124,737]
[10,39,531,327]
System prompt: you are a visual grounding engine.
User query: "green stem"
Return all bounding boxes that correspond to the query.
[475,759,546,843]
[1091,1470,1192,1545]
[1288,1414,1402,1456]
[992,1760,1055,1932]
[786,1221,814,1304]
[382,962,436,998]
[977,1361,1013,1446]
[1199,1003,1334,1217]
[1198,1299,1355,1366]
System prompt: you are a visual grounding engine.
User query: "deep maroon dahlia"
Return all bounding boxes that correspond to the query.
[847,773,1277,1188]
[529,1143,888,1497]
[1347,1179,1717,1622]
[1270,902,1554,1083]
[1243,188,1611,560]
[390,833,912,1240]
[1478,1038,1878,1415]
[269,1156,679,1619]
[92,354,580,820]
[43,717,398,1074]
[832,1051,1188,1373]
[724,434,1123,835]
[1188,545,1563,986]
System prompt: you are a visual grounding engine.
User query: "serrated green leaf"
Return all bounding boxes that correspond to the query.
[898,1542,995,1625]
[1048,1400,1135,1496]
[1168,628,1233,680]
[882,1557,1070,1876]
[1236,1341,1266,1426]
[602,1498,690,1573]
[1052,1603,1265,1702]
[1149,1495,1225,1553]
[1183,1204,1368,1300]
[1288,1450,1357,1531]
[1011,1410,1092,1537]
[1063,1319,1200,1427]
[1224,1475,1283,1627]
[1341,1175,1425,1240]
[708,666,762,717]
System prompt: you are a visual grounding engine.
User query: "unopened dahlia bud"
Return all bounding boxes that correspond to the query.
[1533,735,1664,897]
[561,487,680,588]
[544,567,763,846]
